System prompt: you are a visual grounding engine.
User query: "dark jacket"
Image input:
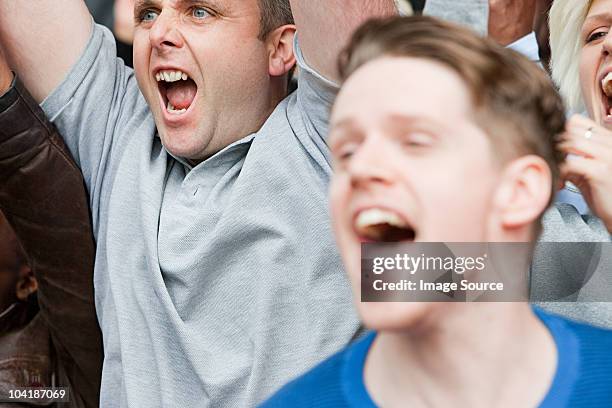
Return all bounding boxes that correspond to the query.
[0,77,102,407]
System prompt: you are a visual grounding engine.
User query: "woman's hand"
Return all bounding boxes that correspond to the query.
[558,114,612,232]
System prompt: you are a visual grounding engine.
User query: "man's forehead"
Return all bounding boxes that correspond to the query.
[336,57,472,124]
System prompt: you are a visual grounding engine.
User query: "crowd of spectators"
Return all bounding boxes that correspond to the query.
[1,0,611,407]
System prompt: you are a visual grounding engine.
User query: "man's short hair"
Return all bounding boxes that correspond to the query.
[338,16,566,211]
[258,0,294,40]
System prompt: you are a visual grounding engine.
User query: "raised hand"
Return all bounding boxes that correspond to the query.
[558,114,612,232]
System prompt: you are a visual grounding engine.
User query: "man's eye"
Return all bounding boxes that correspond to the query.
[192,7,211,19]
[334,143,359,162]
[140,10,159,22]
[401,132,433,149]
[338,151,354,161]
[337,148,355,162]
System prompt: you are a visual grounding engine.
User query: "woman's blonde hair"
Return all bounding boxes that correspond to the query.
[549,0,594,112]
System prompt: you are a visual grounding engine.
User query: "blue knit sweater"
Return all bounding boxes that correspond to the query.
[261,308,612,407]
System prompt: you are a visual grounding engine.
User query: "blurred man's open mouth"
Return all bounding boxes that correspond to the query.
[156,69,198,120]
[354,208,416,243]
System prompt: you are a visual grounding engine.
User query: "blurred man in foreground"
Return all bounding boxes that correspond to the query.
[262,16,612,407]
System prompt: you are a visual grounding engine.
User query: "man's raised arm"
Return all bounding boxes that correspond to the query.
[289,0,397,83]
[0,1,92,102]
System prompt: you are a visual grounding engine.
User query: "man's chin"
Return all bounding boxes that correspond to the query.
[159,131,206,162]
[360,303,433,332]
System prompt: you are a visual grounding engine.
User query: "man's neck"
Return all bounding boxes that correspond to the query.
[364,303,557,407]
[184,78,289,167]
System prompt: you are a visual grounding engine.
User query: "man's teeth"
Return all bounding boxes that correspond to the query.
[602,72,612,97]
[167,101,187,115]
[355,208,408,230]
[156,70,189,83]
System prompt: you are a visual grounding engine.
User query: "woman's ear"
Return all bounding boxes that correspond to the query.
[266,25,297,77]
[493,155,552,230]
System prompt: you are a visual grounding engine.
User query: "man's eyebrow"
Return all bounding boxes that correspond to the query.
[382,114,424,132]
[329,118,361,144]
[387,113,417,126]
[133,0,228,15]
[331,118,358,133]
[134,0,159,11]
[178,0,227,11]
[384,114,443,135]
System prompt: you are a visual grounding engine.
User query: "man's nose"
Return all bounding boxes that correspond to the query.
[149,11,184,52]
[347,137,394,189]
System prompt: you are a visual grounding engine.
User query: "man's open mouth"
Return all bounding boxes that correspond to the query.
[354,208,416,242]
[156,69,198,115]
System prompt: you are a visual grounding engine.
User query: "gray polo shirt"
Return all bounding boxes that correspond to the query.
[534,204,612,328]
[42,24,359,407]
[423,0,488,35]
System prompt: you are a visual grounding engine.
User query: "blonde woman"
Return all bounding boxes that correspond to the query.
[549,0,612,226]
[531,0,612,328]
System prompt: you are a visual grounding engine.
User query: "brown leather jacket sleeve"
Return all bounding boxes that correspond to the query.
[0,77,102,407]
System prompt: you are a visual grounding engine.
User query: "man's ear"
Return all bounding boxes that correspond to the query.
[493,155,552,229]
[266,24,297,77]
[15,265,37,301]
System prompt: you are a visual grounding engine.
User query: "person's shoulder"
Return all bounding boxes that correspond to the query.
[538,203,610,242]
[537,306,612,345]
[560,313,612,360]
[260,332,374,408]
[537,308,612,401]
[565,318,612,402]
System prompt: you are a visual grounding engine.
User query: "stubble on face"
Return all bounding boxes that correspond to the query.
[132,0,286,162]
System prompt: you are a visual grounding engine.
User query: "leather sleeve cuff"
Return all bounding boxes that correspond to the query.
[0,76,76,168]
